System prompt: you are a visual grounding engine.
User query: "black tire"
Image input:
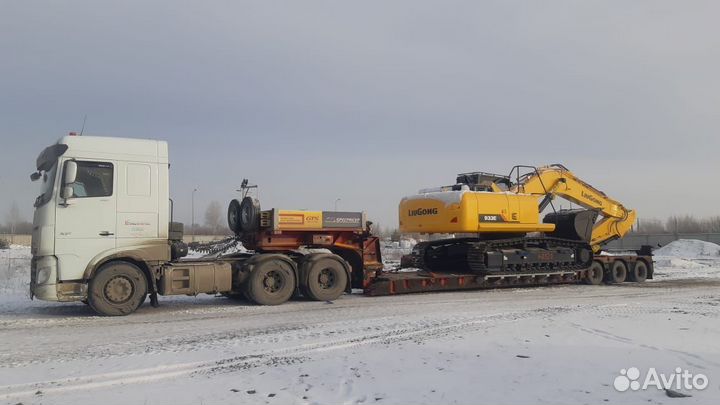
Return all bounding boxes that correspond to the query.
[628,261,648,282]
[577,247,593,268]
[583,261,604,285]
[300,254,348,301]
[239,196,260,233]
[227,199,242,235]
[604,260,627,284]
[245,255,295,305]
[88,261,148,316]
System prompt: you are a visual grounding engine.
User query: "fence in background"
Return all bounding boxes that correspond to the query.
[0,234,32,246]
[605,233,720,250]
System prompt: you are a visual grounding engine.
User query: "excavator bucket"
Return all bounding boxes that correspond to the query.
[543,209,598,242]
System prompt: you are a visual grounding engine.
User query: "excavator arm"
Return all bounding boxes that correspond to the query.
[509,164,636,251]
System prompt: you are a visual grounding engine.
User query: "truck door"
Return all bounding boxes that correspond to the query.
[116,162,160,246]
[55,160,117,281]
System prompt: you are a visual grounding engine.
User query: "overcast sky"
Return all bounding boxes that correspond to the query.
[1,0,719,230]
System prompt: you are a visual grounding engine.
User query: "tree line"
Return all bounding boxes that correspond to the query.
[634,216,720,234]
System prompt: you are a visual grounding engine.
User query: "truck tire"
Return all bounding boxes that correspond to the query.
[628,261,648,282]
[227,199,242,235]
[239,196,260,233]
[299,254,348,301]
[583,261,604,285]
[88,261,148,316]
[604,260,627,284]
[245,255,295,305]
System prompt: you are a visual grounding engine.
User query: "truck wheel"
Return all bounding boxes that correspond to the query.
[245,256,295,305]
[227,199,242,235]
[628,261,648,282]
[88,262,148,316]
[583,261,604,285]
[300,255,348,301]
[604,261,627,284]
[239,196,260,233]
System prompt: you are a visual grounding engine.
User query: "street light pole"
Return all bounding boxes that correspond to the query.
[192,188,198,243]
[334,198,341,211]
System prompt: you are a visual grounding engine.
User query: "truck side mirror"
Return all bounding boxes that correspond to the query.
[63,161,77,185]
[60,161,78,203]
[61,186,74,199]
[30,172,41,181]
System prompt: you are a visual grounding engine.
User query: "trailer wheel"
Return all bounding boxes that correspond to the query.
[583,261,604,285]
[604,261,627,284]
[628,261,648,282]
[300,254,348,301]
[88,261,148,316]
[245,256,295,305]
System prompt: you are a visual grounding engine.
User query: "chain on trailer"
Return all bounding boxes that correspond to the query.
[186,236,243,256]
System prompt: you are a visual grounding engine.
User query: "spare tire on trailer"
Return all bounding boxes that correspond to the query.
[227,199,242,235]
[239,196,260,233]
[228,197,261,235]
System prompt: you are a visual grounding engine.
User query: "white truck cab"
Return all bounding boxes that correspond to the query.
[30,135,174,310]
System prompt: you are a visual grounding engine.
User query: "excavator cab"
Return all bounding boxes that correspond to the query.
[456,172,512,192]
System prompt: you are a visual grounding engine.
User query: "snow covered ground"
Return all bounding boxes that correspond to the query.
[1,241,719,404]
[652,239,720,280]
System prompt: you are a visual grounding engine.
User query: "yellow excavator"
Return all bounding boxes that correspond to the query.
[399,164,641,283]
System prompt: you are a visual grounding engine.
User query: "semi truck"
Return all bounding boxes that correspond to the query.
[28,135,652,316]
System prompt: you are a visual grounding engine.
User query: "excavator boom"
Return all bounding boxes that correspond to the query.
[510,164,636,251]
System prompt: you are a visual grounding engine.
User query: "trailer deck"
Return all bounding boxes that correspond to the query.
[363,250,654,296]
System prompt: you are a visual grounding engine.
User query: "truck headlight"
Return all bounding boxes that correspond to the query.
[34,256,57,285]
[37,267,52,284]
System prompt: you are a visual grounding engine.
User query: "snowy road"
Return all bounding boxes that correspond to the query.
[1,277,720,404]
[2,241,720,404]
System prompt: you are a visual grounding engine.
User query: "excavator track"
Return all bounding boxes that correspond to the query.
[409,236,593,275]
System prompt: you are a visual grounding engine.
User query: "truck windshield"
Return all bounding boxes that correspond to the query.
[34,162,58,208]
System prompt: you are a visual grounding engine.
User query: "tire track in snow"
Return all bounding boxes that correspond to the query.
[3,298,711,368]
[0,310,527,400]
[2,284,717,400]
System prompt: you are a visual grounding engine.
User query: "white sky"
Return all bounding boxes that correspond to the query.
[1,1,719,229]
